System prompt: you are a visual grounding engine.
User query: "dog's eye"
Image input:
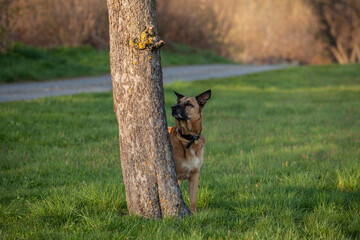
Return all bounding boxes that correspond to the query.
[185,101,193,107]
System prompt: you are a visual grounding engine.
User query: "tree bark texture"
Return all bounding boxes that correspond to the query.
[107,0,191,219]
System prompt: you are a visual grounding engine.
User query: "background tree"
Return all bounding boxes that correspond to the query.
[313,0,360,63]
[106,0,191,219]
[0,0,14,53]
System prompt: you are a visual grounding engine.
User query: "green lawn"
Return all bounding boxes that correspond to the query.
[1,64,359,239]
[0,42,231,84]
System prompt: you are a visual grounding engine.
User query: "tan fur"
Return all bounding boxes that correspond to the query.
[168,91,211,212]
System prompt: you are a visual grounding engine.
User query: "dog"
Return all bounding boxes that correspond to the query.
[168,90,211,212]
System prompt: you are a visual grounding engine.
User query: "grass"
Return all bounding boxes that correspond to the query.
[1,64,360,239]
[0,42,232,84]
[161,42,232,66]
[0,44,110,84]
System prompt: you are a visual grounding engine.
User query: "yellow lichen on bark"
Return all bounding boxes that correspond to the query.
[114,0,119,8]
[130,27,164,50]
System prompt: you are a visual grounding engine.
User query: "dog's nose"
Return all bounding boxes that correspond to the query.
[171,106,176,111]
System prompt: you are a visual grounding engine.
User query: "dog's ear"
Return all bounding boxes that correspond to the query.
[196,90,211,108]
[174,91,185,102]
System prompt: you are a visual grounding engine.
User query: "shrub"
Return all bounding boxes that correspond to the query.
[3,0,359,64]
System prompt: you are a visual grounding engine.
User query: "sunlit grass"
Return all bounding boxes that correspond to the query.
[0,64,359,239]
[0,42,231,84]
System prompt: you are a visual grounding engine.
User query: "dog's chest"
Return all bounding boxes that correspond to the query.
[178,148,203,179]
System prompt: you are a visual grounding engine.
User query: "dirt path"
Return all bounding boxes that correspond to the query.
[0,64,289,102]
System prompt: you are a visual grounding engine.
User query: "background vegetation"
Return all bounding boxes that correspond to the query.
[1,65,359,239]
[1,0,359,64]
[0,42,231,84]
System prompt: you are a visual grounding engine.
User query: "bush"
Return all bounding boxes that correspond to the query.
[3,0,359,64]
[313,0,360,64]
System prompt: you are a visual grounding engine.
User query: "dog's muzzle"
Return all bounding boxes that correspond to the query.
[171,105,187,120]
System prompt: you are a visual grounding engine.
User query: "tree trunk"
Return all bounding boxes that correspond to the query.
[107,0,191,219]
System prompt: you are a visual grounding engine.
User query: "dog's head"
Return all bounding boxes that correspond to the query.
[171,90,211,120]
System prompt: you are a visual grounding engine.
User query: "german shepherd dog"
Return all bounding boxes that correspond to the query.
[168,90,211,212]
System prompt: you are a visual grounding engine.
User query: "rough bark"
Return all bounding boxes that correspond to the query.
[107,0,191,219]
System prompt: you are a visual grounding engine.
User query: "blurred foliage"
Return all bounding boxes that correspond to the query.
[0,0,15,53]
[0,42,232,83]
[0,43,110,83]
[1,0,359,64]
[312,0,360,64]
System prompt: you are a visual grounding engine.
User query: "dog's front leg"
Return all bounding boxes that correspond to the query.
[188,172,199,212]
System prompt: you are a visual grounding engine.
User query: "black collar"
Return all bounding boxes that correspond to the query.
[178,129,201,149]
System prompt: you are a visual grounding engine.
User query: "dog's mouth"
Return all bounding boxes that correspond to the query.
[171,106,188,120]
[172,112,188,120]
